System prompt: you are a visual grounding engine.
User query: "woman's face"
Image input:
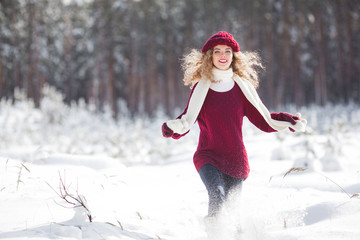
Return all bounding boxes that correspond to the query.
[212,45,233,70]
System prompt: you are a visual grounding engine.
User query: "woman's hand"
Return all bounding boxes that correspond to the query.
[162,122,174,138]
[271,112,300,132]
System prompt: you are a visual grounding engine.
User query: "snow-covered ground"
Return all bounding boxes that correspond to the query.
[1,88,360,239]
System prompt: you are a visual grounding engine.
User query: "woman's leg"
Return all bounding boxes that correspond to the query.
[222,174,244,198]
[222,174,244,234]
[198,164,226,217]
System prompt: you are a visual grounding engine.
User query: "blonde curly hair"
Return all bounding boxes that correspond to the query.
[181,48,263,89]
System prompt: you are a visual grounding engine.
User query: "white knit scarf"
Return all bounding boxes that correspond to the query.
[167,68,307,134]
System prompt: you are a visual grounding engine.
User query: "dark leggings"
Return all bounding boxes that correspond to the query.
[199,164,244,217]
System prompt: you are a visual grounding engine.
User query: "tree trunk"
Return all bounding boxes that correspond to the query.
[144,6,157,115]
[335,0,345,102]
[294,3,305,106]
[105,0,117,118]
[344,1,354,101]
[0,54,3,97]
[314,7,327,105]
[26,0,40,107]
[263,2,274,108]
[276,1,291,107]
[63,11,73,103]
[126,1,140,114]
[11,3,22,95]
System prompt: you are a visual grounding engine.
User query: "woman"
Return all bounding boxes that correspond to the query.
[162,31,306,219]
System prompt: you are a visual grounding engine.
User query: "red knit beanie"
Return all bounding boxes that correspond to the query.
[202,31,240,53]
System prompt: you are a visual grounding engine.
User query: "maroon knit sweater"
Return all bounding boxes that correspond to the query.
[173,83,276,179]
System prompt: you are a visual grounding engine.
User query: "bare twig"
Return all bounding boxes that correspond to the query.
[47,171,93,222]
[268,176,273,183]
[116,219,124,230]
[21,163,31,173]
[283,168,307,178]
[136,211,143,220]
[16,165,24,191]
[350,194,359,199]
[316,172,356,199]
[282,167,359,199]
[15,162,32,191]
[105,219,124,231]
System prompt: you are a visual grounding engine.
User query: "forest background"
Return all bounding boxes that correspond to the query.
[0,0,359,118]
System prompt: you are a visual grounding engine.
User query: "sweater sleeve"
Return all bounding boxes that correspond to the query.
[170,83,199,139]
[243,92,277,133]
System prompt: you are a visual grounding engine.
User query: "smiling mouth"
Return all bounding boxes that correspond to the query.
[219,60,227,63]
